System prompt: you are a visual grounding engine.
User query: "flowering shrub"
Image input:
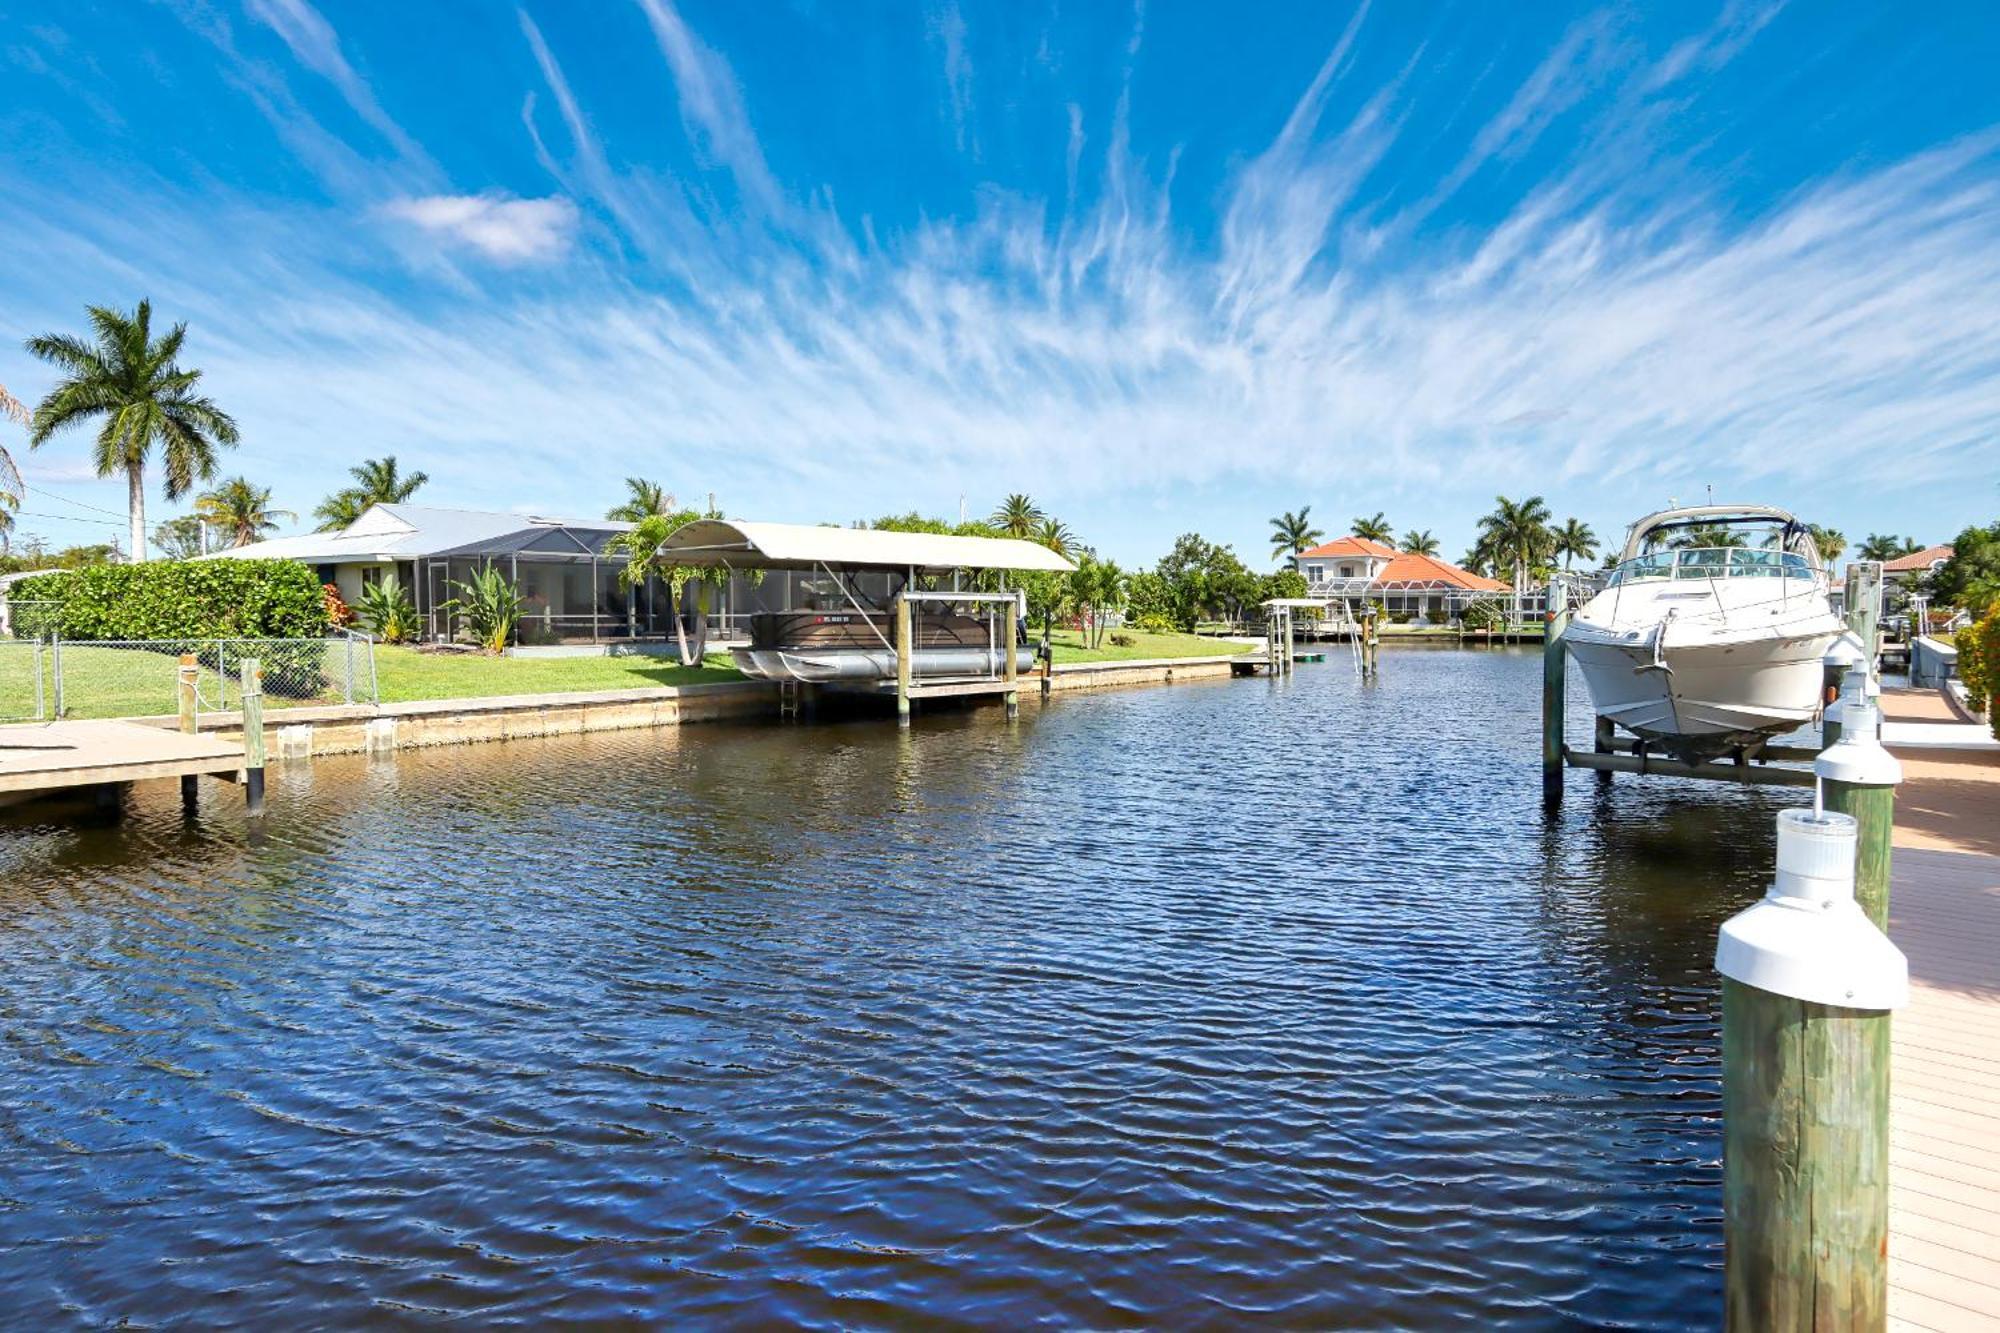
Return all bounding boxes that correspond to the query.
[323,583,356,628]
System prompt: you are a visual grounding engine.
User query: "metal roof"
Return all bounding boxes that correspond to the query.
[200,504,632,564]
[658,519,1075,573]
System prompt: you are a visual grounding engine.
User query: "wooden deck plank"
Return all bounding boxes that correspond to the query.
[1890,835,2000,1329]
[0,719,244,794]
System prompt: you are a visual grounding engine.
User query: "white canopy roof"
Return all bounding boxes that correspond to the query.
[659,519,1076,573]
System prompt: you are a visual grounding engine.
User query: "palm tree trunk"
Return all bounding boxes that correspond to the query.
[127,465,147,563]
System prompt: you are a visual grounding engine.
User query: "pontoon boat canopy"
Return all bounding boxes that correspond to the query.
[658,519,1076,573]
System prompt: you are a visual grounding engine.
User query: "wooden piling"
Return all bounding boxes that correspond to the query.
[1843,561,1883,662]
[1723,979,1891,1330]
[1542,607,1568,805]
[895,596,913,727]
[1003,598,1019,718]
[178,654,200,810]
[240,659,266,815]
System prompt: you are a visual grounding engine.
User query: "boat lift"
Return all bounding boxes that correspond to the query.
[1542,561,1885,803]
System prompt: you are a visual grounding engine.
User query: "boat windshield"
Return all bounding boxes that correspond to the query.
[1604,546,1814,587]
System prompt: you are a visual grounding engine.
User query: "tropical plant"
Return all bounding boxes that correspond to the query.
[1807,524,1846,568]
[1068,554,1129,649]
[1859,533,1922,562]
[991,493,1044,539]
[1928,521,2000,615]
[153,514,207,560]
[607,477,676,522]
[443,564,524,653]
[1553,518,1598,571]
[196,476,294,547]
[23,300,239,562]
[1474,495,1554,588]
[1269,507,1325,564]
[12,558,328,639]
[605,508,732,667]
[314,455,429,530]
[358,573,420,644]
[1399,529,1440,557]
[322,582,356,628]
[1154,532,1258,630]
[1351,511,1393,543]
[1035,516,1075,558]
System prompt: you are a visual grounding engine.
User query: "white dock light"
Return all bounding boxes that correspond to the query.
[1714,809,1907,1010]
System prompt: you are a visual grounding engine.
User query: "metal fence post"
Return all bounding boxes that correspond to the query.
[34,637,45,720]
[51,633,63,718]
[344,634,355,705]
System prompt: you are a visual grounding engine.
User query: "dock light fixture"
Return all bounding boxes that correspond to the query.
[1714,808,1907,1010]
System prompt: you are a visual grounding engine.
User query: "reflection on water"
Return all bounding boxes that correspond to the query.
[0,649,1800,1325]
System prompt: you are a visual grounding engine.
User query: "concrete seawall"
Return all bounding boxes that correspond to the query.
[138,655,1252,759]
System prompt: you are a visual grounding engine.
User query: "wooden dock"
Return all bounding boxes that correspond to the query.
[0,719,246,795]
[1884,689,2000,1331]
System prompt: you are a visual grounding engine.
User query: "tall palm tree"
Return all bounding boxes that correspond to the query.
[314,454,429,530]
[607,476,676,522]
[1474,495,1554,589]
[1034,515,1074,558]
[1553,518,1598,571]
[1351,511,1393,543]
[24,301,239,562]
[1807,524,1847,568]
[1400,529,1440,557]
[991,493,1044,539]
[195,476,295,547]
[1858,533,1921,562]
[1269,506,1325,563]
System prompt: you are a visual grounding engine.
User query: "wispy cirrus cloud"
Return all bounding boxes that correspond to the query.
[244,0,430,167]
[382,193,579,262]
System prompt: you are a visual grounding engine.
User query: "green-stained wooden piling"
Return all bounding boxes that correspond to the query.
[1817,667,1901,929]
[240,658,266,815]
[1542,607,1568,805]
[1722,978,1892,1331]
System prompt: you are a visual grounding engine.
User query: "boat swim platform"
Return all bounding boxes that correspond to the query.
[0,719,246,796]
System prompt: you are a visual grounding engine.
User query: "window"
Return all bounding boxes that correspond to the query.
[1306,564,1323,581]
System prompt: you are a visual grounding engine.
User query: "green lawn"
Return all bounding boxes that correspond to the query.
[1047,627,1256,663]
[372,646,743,703]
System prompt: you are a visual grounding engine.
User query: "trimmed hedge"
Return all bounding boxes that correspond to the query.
[12,559,333,641]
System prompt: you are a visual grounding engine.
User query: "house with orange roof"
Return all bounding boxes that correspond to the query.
[1295,537,1509,623]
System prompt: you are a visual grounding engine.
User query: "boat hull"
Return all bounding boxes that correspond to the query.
[733,646,1035,682]
[1565,627,1837,759]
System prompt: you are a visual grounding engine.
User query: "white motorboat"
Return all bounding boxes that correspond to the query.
[1565,505,1845,761]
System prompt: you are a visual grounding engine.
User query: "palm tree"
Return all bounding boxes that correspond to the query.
[1269,506,1325,564]
[24,301,239,562]
[1858,533,1922,562]
[314,454,429,530]
[1400,529,1440,557]
[1553,518,1598,571]
[991,493,1044,539]
[1351,511,1393,543]
[1474,495,1554,590]
[1035,516,1074,558]
[1807,524,1846,568]
[195,476,295,547]
[607,476,676,522]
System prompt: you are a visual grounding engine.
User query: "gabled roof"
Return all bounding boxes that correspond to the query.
[1298,535,1400,560]
[1376,551,1506,591]
[1884,544,1952,573]
[659,518,1075,572]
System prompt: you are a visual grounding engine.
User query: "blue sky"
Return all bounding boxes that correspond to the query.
[2,0,1997,566]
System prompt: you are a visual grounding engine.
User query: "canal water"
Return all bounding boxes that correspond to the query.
[0,649,1803,1327]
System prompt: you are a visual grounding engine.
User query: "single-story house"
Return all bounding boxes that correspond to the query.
[1883,544,1952,591]
[202,503,750,645]
[1295,536,1508,620]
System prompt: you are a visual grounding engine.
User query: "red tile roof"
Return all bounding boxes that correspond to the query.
[1883,544,1952,573]
[1298,535,1400,559]
[1377,551,1507,591]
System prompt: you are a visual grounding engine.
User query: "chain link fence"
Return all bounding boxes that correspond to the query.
[0,617,376,722]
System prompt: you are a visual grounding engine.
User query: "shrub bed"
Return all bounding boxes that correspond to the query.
[13,559,332,641]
